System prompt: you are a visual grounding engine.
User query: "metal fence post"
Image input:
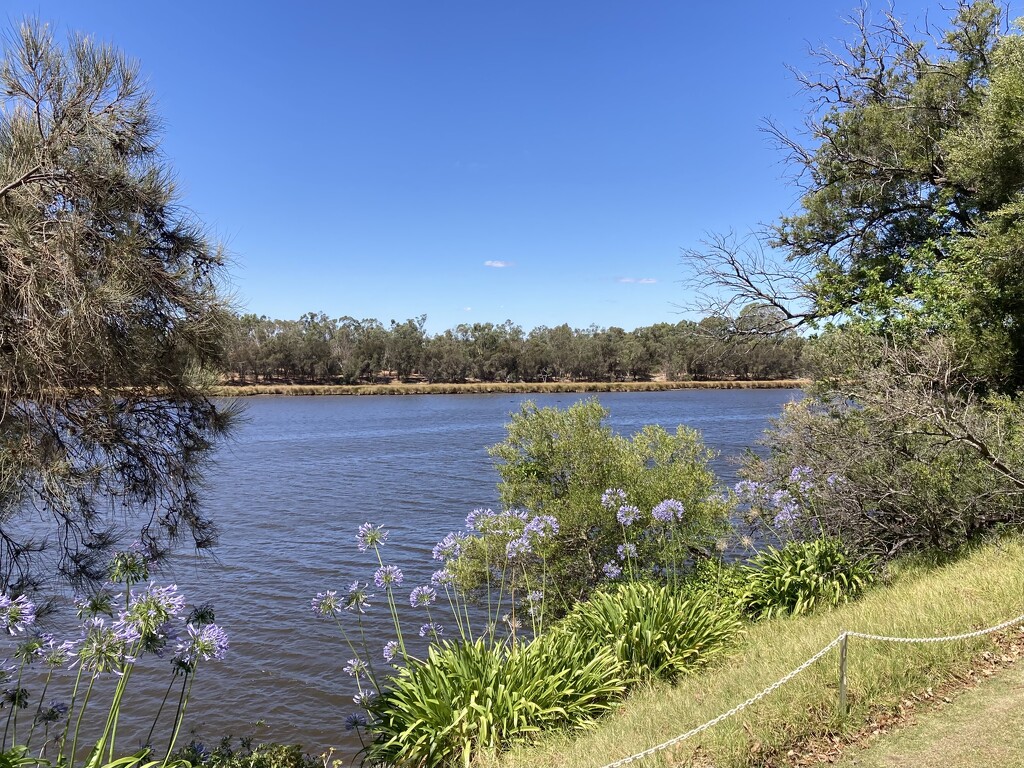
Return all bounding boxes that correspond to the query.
[838,632,848,717]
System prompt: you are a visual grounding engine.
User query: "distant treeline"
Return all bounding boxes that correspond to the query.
[222,312,806,384]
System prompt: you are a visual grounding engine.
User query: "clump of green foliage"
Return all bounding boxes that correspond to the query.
[737,537,873,620]
[366,632,626,768]
[485,398,730,612]
[558,582,742,683]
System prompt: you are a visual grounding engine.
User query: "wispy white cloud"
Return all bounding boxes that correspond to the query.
[463,306,473,312]
[484,260,513,268]
[617,277,657,284]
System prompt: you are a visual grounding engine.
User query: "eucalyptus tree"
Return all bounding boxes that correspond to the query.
[690,1,1024,557]
[0,20,235,590]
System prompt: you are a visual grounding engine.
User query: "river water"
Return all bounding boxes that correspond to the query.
[37,389,799,758]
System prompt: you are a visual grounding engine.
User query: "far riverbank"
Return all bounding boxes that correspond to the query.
[212,379,809,397]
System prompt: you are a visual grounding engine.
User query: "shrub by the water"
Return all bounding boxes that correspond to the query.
[366,632,626,768]
[737,537,873,620]
[558,581,742,683]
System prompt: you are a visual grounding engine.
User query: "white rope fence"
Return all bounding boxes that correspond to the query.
[597,611,1024,768]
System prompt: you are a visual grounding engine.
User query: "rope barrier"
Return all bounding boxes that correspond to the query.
[595,611,1024,768]
[846,612,1024,644]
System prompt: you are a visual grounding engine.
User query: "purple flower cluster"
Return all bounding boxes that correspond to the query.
[78,616,134,672]
[617,543,637,560]
[430,568,453,586]
[382,640,399,662]
[465,507,497,531]
[311,590,341,618]
[173,622,229,667]
[432,532,465,561]
[652,499,685,523]
[344,581,373,613]
[602,561,622,579]
[733,479,768,501]
[343,658,368,678]
[118,583,186,643]
[601,488,627,510]
[788,465,814,493]
[409,586,437,608]
[770,489,799,525]
[505,536,533,560]
[418,622,443,638]
[374,565,404,589]
[345,712,368,731]
[356,523,389,552]
[0,594,36,635]
[616,504,641,526]
[524,515,559,539]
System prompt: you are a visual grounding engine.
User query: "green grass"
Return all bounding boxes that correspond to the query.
[478,536,1024,768]
[833,659,1024,768]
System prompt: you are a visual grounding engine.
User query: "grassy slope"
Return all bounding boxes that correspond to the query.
[482,537,1024,768]
[834,659,1024,768]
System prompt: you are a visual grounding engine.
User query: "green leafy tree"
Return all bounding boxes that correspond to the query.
[0,20,235,590]
[687,1,1024,558]
[487,399,729,609]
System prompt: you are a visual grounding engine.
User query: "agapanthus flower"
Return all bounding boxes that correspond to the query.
[39,638,76,671]
[16,635,44,664]
[652,499,685,523]
[187,603,217,626]
[374,565,404,589]
[418,622,443,638]
[345,712,368,731]
[0,594,36,635]
[616,505,642,526]
[524,515,559,539]
[108,549,150,585]
[74,591,113,620]
[602,561,622,579]
[344,581,374,614]
[78,617,131,673]
[503,613,522,631]
[4,687,28,709]
[773,506,799,525]
[788,465,813,482]
[409,586,437,608]
[343,658,368,678]
[430,569,453,587]
[353,689,376,707]
[33,700,68,725]
[432,532,465,562]
[770,489,798,524]
[524,591,544,618]
[601,488,627,510]
[733,480,766,501]
[617,543,637,560]
[311,590,340,618]
[118,583,186,644]
[465,507,497,531]
[356,523,388,552]
[505,536,532,560]
[382,640,399,662]
[173,623,229,668]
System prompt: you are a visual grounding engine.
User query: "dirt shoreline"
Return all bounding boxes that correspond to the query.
[211,379,809,397]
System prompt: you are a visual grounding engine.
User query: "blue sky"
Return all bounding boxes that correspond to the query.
[5,1,1017,334]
